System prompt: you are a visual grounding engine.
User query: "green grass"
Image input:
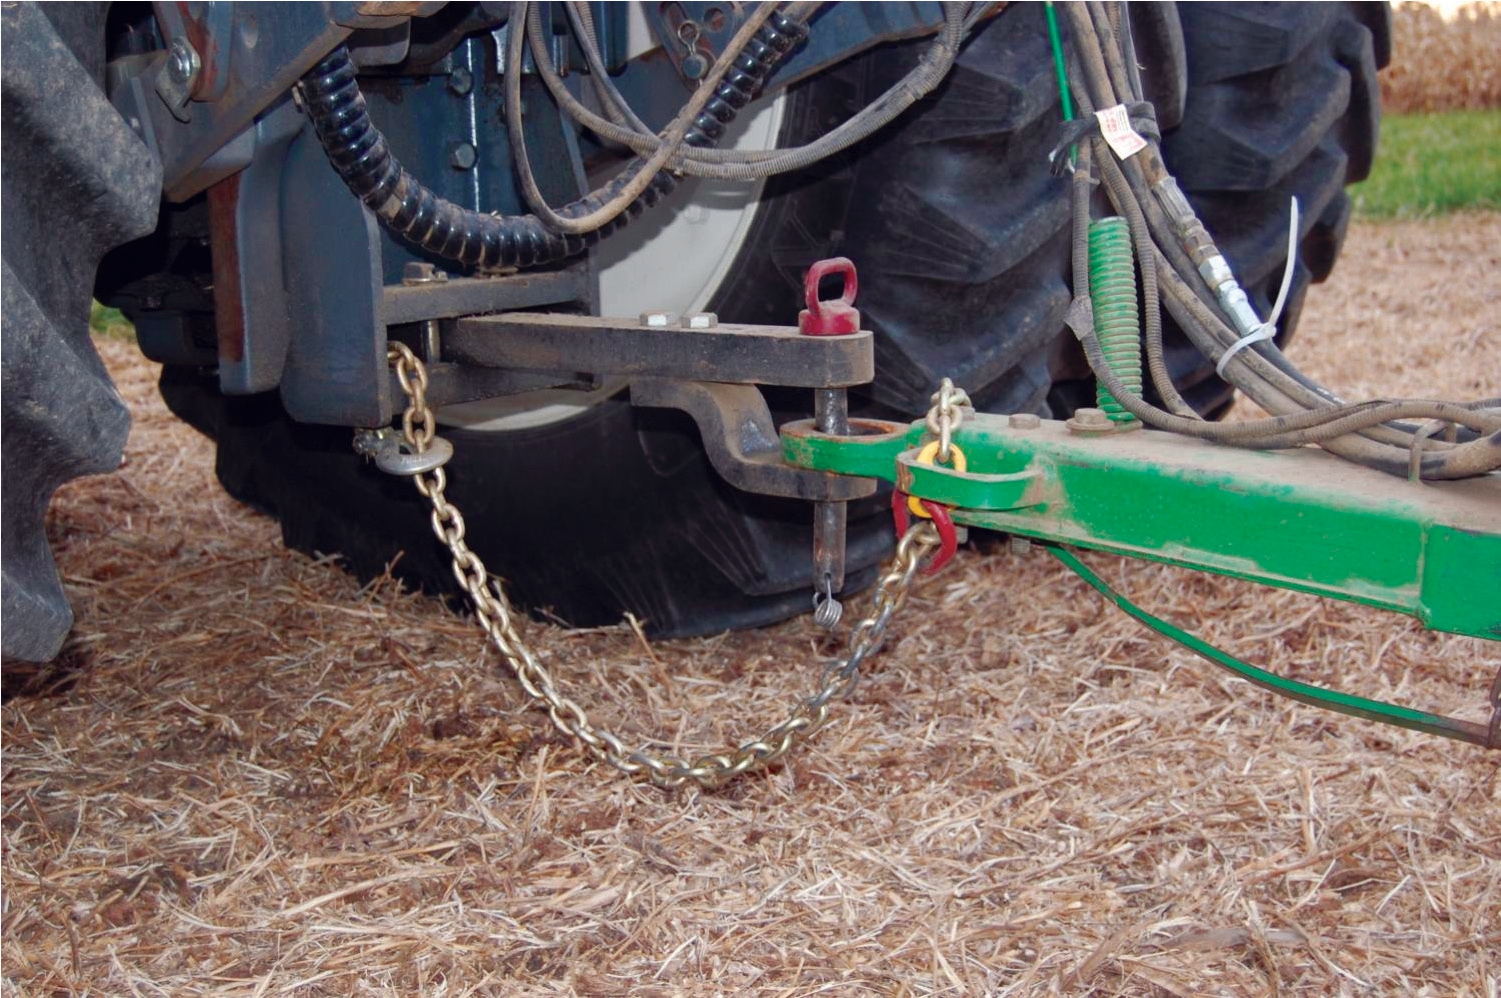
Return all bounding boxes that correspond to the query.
[1351,109,1501,218]
[89,301,135,342]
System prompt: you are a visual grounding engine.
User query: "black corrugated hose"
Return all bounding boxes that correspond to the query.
[297,10,808,270]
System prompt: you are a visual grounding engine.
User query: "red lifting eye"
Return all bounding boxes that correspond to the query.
[798,257,860,336]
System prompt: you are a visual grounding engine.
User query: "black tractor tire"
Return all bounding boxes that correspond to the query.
[156,1,1387,639]
[0,2,161,663]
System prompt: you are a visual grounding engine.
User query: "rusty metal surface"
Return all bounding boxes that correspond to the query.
[401,364,595,410]
[449,313,874,388]
[204,174,245,370]
[382,271,593,326]
[629,379,877,502]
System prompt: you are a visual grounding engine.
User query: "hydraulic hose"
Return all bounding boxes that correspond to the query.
[1064,3,1501,478]
[297,10,808,269]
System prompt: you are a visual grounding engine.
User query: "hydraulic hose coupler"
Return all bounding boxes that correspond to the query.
[1198,253,1265,340]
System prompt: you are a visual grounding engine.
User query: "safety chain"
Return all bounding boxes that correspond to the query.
[378,343,941,788]
[924,377,972,464]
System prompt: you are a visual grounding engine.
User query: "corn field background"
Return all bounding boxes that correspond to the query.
[1382,2,1501,111]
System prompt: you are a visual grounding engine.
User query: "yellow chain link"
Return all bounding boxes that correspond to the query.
[384,342,939,788]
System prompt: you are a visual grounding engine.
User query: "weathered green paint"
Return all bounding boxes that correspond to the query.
[1422,526,1501,639]
[782,415,1501,640]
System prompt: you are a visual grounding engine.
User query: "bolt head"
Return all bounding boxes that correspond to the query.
[1008,412,1041,430]
[402,261,448,285]
[1065,407,1118,436]
[449,142,478,170]
[681,52,709,80]
[639,311,674,327]
[1008,536,1032,556]
[679,312,718,330]
[448,67,474,96]
[167,37,199,83]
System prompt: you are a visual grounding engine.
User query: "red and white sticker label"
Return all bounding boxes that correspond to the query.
[1095,104,1148,159]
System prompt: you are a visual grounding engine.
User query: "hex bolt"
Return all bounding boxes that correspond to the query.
[639,311,675,327]
[167,36,199,84]
[448,67,474,96]
[449,142,478,170]
[1008,412,1041,430]
[679,312,718,329]
[402,261,448,284]
[401,264,447,362]
[1066,407,1114,435]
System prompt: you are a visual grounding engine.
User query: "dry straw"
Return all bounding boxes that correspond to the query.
[4,215,1500,992]
[1383,2,1501,112]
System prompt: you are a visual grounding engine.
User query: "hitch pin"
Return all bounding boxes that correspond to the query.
[799,258,861,629]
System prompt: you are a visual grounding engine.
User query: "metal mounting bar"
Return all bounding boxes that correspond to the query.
[383,271,592,327]
[447,313,874,388]
[782,414,1501,640]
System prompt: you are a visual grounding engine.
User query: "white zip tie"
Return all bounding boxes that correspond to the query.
[1215,196,1300,378]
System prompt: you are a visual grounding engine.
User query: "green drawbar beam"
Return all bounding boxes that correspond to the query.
[781,415,1501,640]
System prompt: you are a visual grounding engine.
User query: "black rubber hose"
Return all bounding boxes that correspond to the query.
[297,12,807,269]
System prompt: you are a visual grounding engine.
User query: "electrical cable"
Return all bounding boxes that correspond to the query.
[1050,546,1492,746]
[526,2,972,180]
[508,1,779,233]
[297,7,808,269]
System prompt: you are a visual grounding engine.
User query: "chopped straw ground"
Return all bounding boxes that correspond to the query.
[4,216,1500,996]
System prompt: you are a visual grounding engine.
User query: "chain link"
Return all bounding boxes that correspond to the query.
[383,342,939,788]
[924,377,972,464]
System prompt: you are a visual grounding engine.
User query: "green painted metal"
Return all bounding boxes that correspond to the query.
[781,414,1501,640]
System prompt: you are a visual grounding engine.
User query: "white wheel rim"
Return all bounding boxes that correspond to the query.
[439,97,787,432]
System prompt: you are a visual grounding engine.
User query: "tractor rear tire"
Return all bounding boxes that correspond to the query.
[1,2,161,663]
[156,2,1388,639]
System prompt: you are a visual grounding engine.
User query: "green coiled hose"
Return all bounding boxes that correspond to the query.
[1087,217,1142,423]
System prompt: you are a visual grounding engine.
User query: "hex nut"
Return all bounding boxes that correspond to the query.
[1065,407,1116,435]
[1008,412,1041,430]
[449,142,478,170]
[448,67,474,96]
[167,37,199,84]
[679,312,718,329]
[639,311,674,327]
[1008,536,1032,555]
